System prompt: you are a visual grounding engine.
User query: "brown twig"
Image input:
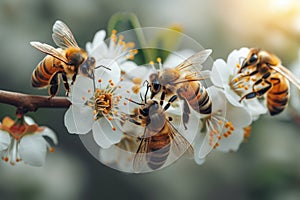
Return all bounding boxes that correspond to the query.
[0,89,71,115]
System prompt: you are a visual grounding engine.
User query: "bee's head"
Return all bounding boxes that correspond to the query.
[149,73,161,98]
[242,49,260,68]
[66,48,87,67]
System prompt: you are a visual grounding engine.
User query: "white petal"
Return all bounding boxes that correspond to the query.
[227,48,250,74]
[64,105,94,134]
[164,49,195,67]
[211,59,231,87]
[224,86,243,107]
[94,59,121,88]
[41,127,58,145]
[69,76,94,105]
[24,116,35,125]
[119,61,138,74]
[92,118,122,149]
[217,129,244,152]
[0,130,10,150]
[99,145,135,173]
[244,99,267,121]
[193,132,209,163]
[19,134,47,167]
[207,86,226,113]
[226,102,252,128]
[86,30,107,54]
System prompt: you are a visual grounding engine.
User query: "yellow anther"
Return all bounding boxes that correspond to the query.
[157,57,162,63]
[132,77,142,85]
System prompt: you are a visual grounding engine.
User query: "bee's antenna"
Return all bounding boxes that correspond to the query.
[143,80,149,87]
[95,65,111,71]
[125,98,144,105]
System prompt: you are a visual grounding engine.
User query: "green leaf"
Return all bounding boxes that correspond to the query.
[148,25,183,63]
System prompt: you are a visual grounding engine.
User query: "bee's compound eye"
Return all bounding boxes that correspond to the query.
[249,53,258,64]
[152,82,161,92]
[140,108,149,116]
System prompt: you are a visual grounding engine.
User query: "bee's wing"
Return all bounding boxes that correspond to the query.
[270,64,300,90]
[30,41,69,64]
[133,136,150,173]
[167,121,194,158]
[52,20,79,49]
[176,49,212,72]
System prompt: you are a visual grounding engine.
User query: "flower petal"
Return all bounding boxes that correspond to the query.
[226,48,249,76]
[69,76,94,105]
[119,61,138,74]
[0,130,10,150]
[226,99,252,128]
[211,59,231,87]
[41,127,58,145]
[164,49,195,68]
[94,59,121,88]
[92,118,122,149]
[86,30,107,55]
[19,134,47,167]
[217,129,244,152]
[64,105,94,134]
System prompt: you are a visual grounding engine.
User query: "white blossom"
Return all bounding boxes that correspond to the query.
[0,116,57,166]
[211,48,267,120]
[194,86,252,165]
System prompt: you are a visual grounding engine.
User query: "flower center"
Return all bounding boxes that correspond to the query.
[229,63,252,97]
[85,79,123,131]
[110,30,138,61]
[203,111,235,148]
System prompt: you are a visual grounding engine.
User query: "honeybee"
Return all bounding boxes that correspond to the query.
[149,49,212,128]
[31,20,95,97]
[238,48,300,115]
[126,89,193,172]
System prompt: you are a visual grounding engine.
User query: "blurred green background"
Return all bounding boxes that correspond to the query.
[1,0,300,199]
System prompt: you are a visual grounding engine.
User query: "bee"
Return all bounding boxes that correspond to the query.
[31,20,96,97]
[238,48,300,115]
[148,49,212,128]
[125,88,193,172]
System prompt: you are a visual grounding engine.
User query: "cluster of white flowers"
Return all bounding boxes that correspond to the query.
[63,28,274,173]
[3,24,297,172]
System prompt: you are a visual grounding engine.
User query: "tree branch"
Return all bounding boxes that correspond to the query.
[0,89,71,115]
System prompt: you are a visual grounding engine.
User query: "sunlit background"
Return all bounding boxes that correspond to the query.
[1,0,300,199]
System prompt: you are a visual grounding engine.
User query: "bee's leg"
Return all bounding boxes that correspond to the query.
[61,71,70,96]
[160,91,166,106]
[163,94,177,111]
[71,71,78,85]
[239,79,272,102]
[48,72,60,99]
[182,99,190,130]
